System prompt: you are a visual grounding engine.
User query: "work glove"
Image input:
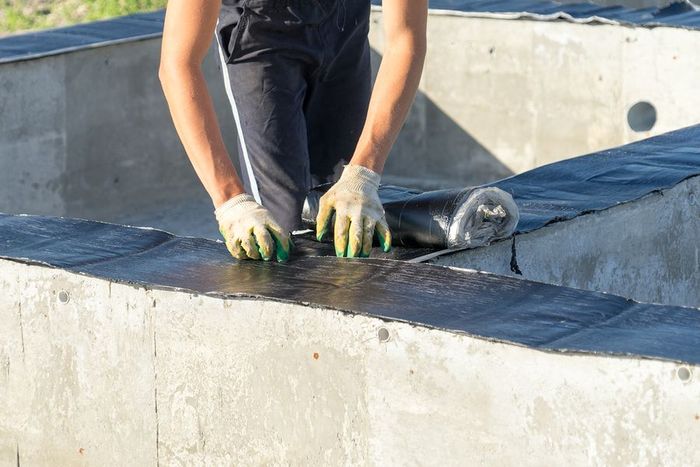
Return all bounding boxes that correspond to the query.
[316,164,392,258]
[216,194,291,262]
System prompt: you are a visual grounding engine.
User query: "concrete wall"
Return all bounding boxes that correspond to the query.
[0,39,237,221]
[1,260,699,466]
[2,12,700,219]
[432,175,700,309]
[371,12,700,186]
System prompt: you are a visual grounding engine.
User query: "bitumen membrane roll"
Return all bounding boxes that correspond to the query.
[303,185,519,249]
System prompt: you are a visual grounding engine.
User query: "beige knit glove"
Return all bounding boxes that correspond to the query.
[315,165,392,257]
[216,194,291,262]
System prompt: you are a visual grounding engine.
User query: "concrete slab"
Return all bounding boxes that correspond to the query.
[370,12,700,184]
[0,56,66,215]
[1,259,699,465]
[0,263,157,466]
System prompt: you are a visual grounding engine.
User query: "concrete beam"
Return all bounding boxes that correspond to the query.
[1,260,699,465]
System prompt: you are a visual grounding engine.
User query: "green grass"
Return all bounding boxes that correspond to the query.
[0,0,167,35]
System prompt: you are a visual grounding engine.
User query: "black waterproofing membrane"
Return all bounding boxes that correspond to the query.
[303,185,519,249]
[0,11,164,64]
[489,123,700,234]
[2,126,700,362]
[2,0,700,64]
[304,124,700,251]
[373,0,700,29]
[1,212,700,365]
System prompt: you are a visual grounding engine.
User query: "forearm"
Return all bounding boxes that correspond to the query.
[160,65,244,208]
[351,34,426,173]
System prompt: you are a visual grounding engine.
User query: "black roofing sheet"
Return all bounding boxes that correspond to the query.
[310,124,700,246]
[1,0,699,64]
[490,123,700,233]
[1,124,700,363]
[1,212,700,365]
[0,11,164,64]
[374,0,700,28]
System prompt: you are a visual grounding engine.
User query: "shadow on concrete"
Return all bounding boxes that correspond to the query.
[370,48,513,190]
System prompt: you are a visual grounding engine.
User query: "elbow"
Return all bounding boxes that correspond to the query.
[413,40,427,68]
[411,35,427,62]
[158,59,196,90]
[158,61,176,90]
[386,33,427,64]
[158,62,167,83]
[158,61,171,93]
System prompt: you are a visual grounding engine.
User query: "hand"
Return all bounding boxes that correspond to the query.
[216,194,291,262]
[315,165,392,258]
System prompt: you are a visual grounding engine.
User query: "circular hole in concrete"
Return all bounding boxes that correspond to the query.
[627,101,657,132]
[678,367,692,382]
[58,290,70,304]
[377,327,390,342]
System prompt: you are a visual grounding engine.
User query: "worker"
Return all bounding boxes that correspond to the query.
[159,0,428,261]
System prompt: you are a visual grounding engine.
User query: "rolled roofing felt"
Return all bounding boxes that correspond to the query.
[302,185,519,249]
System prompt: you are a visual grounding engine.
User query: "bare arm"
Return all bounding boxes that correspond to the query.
[349,0,428,173]
[159,0,244,208]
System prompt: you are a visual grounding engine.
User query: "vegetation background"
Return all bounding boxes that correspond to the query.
[1,0,167,34]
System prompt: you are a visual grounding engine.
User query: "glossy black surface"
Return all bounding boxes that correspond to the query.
[0,11,164,64]
[306,125,700,240]
[1,212,700,364]
[304,185,507,248]
[0,215,432,265]
[489,124,700,233]
[376,0,700,28]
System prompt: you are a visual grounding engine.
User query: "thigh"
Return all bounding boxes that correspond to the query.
[217,2,328,232]
[219,54,312,232]
[305,1,372,186]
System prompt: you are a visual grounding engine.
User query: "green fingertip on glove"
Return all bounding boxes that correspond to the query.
[272,230,292,263]
[375,223,392,254]
[216,194,292,263]
[315,164,392,258]
[328,220,391,258]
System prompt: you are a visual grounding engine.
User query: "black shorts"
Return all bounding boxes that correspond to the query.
[217,0,372,231]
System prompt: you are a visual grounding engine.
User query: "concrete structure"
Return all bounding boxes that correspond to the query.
[373,11,700,185]
[0,39,233,221]
[433,174,700,308]
[2,6,700,219]
[1,7,700,465]
[1,242,700,466]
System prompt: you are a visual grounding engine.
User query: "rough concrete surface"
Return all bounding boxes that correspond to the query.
[3,11,700,218]
[433,175,700,309]
[0,39,236,222]
[0,55,67,216]
[370,12,700,184]
[2,11,699,465]
[1,260,699,466]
